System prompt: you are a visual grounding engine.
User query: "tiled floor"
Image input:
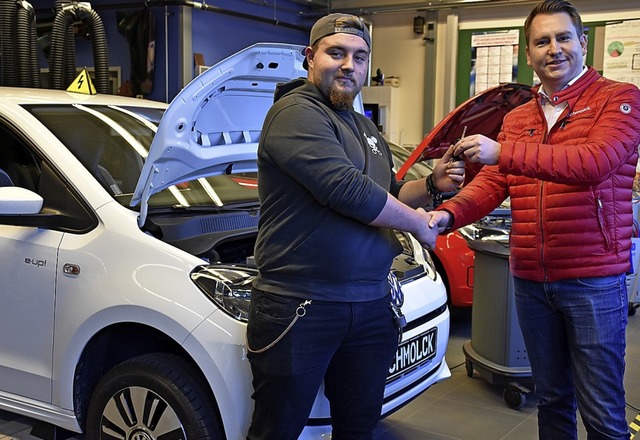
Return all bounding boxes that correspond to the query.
[0,306,638,440]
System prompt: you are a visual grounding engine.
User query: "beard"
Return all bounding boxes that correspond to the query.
[328,87,356,111]
[312,69,360,111]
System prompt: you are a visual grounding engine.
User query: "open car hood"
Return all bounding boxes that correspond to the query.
[130,42,307,226]
[396,83,534,183]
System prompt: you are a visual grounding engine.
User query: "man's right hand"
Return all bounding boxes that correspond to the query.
[427,210,453,234]
[413,207,440,250]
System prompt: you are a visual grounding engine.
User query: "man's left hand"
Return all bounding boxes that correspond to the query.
[453,134,500,165]
[432,145,465,192]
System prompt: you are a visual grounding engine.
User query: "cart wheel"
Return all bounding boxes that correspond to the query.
[504,383,526,409]
[465,359,473,377]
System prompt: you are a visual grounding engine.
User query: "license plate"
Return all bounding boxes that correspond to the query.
[387,327,437,381]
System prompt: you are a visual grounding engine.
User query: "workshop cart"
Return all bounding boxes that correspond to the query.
[463,240,534,409]
[627,235,640,316]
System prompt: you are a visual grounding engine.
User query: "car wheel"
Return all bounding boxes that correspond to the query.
[86,353,222,440]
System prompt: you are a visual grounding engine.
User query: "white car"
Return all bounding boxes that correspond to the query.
[0,43,450,440]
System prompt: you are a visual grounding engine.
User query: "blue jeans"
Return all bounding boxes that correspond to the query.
[512,275,629,440]
[246,288,399,440]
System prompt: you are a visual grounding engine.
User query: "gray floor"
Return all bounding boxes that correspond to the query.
[373,306,640,440]
[0,306,638,440]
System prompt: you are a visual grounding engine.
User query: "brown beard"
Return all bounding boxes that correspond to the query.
[310,66,359,110]
[329,87,356,111]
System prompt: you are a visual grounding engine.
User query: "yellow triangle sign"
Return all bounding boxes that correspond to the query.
[67,69,97,95]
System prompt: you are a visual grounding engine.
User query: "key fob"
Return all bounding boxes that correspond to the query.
[391,304,407,329]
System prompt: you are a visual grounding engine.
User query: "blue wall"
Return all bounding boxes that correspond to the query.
[191,9,308,77]
[29,0,310,102]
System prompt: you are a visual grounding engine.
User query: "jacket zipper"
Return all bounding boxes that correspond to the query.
[537,123,548,282]
[539,180,547,282]
[537,103,566,282]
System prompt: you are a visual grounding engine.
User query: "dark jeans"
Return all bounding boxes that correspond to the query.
[513,274,629,440]
[246,288,399,440]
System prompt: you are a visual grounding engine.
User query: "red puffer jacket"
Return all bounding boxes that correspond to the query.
[439,67,640,282]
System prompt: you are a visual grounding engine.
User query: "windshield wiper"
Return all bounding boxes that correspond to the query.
[156,203,260,214]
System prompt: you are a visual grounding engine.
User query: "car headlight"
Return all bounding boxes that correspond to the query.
[191,265,256,322]
[422,246,438,280]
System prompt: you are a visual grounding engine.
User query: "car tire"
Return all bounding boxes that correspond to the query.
[86,353,223,440]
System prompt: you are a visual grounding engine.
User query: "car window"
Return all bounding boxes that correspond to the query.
[0,122,97,233]
[25,104,259,211]
[28,104,156,196]
[0,125,41,192]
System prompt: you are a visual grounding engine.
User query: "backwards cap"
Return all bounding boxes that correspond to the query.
[303,13,371,69]
[309,13,371,48]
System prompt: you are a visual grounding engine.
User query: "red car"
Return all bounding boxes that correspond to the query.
[397,83,533,307]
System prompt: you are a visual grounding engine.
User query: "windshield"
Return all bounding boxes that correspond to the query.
[25,104,259,210]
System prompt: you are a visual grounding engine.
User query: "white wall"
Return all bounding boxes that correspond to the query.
[365,0,640,147]
[367,13,431,147]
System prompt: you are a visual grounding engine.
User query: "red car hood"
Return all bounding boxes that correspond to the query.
[397,83,534,183]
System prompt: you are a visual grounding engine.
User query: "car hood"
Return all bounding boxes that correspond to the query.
[130,42,307,226]
[396,83,534,183]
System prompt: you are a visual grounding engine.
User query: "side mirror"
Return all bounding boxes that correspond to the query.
[0,187,44,215]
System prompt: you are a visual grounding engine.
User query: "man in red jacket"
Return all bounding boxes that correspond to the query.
[428,1,640,439]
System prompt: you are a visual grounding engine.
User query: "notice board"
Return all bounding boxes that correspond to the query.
[456,22,605,106]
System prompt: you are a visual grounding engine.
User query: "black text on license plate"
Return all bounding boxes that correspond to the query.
[388,327,437,381]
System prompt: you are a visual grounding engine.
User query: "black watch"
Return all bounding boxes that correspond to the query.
[426,174,445,207]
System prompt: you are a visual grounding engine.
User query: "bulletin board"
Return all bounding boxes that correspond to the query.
[468,29,521,97]
[455,22,605,106]
[603,19,640,88]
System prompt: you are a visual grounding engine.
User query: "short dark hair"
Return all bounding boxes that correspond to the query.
[524,0,583,44]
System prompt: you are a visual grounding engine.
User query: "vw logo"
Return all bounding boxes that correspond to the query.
[129,429,153,440]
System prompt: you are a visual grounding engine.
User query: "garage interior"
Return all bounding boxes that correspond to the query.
[0,0,639,439]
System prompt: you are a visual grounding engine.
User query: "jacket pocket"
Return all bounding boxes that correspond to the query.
[594,191,612,251]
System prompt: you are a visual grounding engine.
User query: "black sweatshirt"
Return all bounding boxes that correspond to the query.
[253,79,404,301]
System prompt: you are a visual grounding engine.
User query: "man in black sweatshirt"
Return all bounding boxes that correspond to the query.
[246,13,464,440]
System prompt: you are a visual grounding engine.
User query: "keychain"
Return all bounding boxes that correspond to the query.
[388,272,406,343]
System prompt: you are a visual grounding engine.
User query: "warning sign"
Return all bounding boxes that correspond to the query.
[66,68,97,95]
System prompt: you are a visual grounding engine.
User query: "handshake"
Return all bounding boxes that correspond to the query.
[401,144,461,251]
[412,209,452,250]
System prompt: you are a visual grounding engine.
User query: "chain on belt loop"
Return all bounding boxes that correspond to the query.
[246,300,312,354]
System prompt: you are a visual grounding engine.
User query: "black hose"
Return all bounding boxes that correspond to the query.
[0,0,17,86]
[49,6,75,90]
[49,3,110,93]
[28,2,40,87]
[63,23,76,89]
[85,8,110,94]
[16,1,39,87]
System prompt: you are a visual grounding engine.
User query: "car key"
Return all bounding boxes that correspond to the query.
[451,125,467,162]
[391,303,406,343]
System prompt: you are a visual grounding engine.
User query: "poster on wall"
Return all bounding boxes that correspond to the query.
[470,29,519,97]
[603,19,640,88]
